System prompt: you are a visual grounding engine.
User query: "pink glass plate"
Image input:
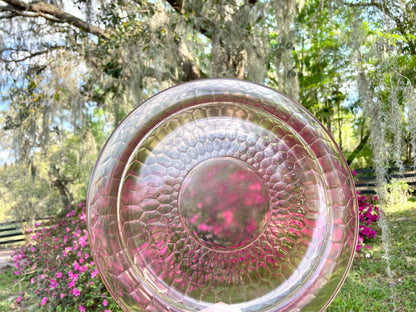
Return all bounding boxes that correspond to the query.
[87,79,358,312]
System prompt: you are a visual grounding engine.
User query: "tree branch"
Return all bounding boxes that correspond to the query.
[343,1,402,27]
[347,132,370,165]
[0,0,109,40]
[0,46,63,63]
[147,2,208,80]
[177,40,207,80]
[165,0,258,38]
[343,0,416,54]
[165,0,182,13]
[165,0,215,38]
[164,0,257,80]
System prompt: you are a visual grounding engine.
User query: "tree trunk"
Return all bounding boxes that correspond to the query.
[52,178,73,209]
[347,132,370,165]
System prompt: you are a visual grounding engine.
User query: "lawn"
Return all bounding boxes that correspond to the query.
[1,199,415,311]
[328,198,416,311]
[0,266,21,312]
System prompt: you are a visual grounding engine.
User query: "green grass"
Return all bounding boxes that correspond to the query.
[328,198,416,312]
[0,266,21,312]
[1,200,415,311]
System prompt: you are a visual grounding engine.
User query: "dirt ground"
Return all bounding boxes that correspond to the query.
[0,249,14,269]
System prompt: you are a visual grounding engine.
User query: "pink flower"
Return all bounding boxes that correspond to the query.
[68,270,78,281]
[91,268,98,278]
[60,293,65,299]
[16,296,22,303]
[79,212,86,221]
[74,261,80,271]
[41,297,48,305]
[73,288,81,296]
[79,234,87,248]
[79,305,86,312]
[103,299,108,306]
[56,272,62,278]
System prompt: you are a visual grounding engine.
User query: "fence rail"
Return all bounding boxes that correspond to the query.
[0,218,51,248]
[354,167,416,195]
[1,168,415,246]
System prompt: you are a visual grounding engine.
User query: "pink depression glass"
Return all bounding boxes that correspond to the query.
[87,79,358,312]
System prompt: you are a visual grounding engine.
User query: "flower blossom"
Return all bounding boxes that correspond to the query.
[41,297,48,305]
[73,288,81,296]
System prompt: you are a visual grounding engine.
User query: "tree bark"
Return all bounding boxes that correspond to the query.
[178,40,207,80]
[52,178,73,209]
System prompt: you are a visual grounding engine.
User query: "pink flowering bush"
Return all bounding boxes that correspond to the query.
[356,192,380,252]
[351,169,381,252]
[12,201,121,311]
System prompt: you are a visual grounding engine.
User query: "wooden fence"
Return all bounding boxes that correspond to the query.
[1,168,415,247]
[354,167,416,195]
[0,218,50,248]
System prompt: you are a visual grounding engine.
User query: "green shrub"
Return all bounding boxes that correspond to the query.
[384,179,413,206]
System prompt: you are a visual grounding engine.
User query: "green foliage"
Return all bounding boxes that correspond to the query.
[0,125,102,221]
[383,179,414,206]
[0,160,60,222]
[0,0,415,217]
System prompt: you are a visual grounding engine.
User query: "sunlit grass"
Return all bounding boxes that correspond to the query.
[384,197,416,214]
[328,197,416,311]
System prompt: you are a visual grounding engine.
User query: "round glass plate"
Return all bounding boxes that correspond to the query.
[87,79,358,312]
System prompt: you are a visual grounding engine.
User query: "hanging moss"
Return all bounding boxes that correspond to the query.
[405,83,416,166]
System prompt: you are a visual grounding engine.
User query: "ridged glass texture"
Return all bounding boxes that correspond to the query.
[87,79,358,312]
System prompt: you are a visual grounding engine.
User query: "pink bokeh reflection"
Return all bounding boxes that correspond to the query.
[179,157,270,251]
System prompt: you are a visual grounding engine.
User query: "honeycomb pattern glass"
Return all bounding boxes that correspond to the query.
[87,79,358,312]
